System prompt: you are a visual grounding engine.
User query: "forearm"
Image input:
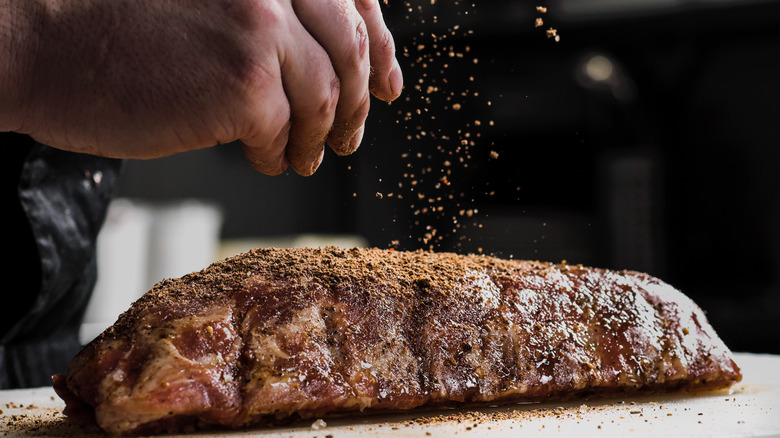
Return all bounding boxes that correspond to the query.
[0,0,39,132]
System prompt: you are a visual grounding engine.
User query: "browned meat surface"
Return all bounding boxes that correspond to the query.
[54,247,742,435]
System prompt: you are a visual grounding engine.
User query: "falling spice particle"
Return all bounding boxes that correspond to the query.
[383,0,496,251]
[379,2,563,251]
[534,5,560,42]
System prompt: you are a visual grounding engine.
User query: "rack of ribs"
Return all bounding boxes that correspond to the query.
[53,247,741,435]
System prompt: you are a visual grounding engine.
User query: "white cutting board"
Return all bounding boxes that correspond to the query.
[1,353,778,437]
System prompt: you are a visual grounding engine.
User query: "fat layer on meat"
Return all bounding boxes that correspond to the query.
[54,247,742,435]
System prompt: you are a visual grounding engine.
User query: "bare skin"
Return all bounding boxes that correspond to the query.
[0,0,403,176]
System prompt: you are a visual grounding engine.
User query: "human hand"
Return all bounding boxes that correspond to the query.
[3,0,403,176]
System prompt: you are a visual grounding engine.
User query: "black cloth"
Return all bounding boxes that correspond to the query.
[1,133,122,388]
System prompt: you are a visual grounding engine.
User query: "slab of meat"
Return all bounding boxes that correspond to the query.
[54,247,741,435]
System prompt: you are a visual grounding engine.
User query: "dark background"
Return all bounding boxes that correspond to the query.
[114,0,780,354]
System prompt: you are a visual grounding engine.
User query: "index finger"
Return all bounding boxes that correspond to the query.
[293,0,371,156]
[354,0,403,102]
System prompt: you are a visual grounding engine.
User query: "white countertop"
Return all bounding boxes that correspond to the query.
[1,353,778,437]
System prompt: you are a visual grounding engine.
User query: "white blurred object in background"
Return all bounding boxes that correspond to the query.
[81,199,153,344]
[80,198,223,344]
[146,199,224,285]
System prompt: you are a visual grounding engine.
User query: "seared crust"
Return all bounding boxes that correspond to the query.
[56,247,741,435]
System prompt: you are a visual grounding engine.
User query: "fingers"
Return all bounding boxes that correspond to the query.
[239,67,292,176]
[242,0,403,176]
[293,0,371,156]
[354,0,403,102]
[278,9,340,176]
[241,121,291,176]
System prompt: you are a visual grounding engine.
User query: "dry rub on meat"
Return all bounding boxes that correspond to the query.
[54,247,742,435]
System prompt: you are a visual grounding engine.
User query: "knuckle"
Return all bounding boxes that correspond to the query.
[269,110,291,141]
[313,76,340,119]
[377,30,396,58]
[369,29,396,67]
[245,0,285,28]
[352,92,371,122]
[355,20,370,62]
[356,0,378,13]
[338,20,370,76]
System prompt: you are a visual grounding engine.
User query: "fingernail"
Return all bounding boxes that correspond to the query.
[307,147,325,176]
[275,154,290,175]
[263,151,289,175]
[292,143,325,177]
[242,142,289,176]
[388,58,403,100]
[250,157,287,176]
[347,125,365,154]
